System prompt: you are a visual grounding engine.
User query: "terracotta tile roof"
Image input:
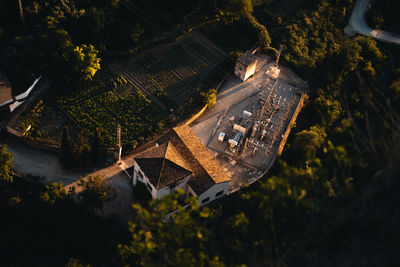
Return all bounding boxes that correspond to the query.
[0,70,12,105]
[135,143,192,189]
[237,51,257,67]
[155,125,230,195]
[173,126,230,184]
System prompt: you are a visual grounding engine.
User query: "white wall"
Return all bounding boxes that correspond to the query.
[156,176,190,199]
[133,162,158,198]
[196,181,230,206]
[234,62,245,81]
[133,159,229,204]
[243,61,257,81]
[133,161,191,199]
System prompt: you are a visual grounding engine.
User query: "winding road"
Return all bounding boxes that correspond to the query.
[345,0,400,45]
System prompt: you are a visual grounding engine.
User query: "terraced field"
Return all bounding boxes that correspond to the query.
[17,30,228,150]
[57,87,165,148]
[108,31,228,106]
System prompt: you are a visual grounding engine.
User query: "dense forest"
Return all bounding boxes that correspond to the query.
[1,0,400,266]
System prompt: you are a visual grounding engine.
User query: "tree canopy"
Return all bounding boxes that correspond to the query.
[0,145,13,183]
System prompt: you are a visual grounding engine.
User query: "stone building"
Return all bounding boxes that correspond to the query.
[234,51,257,81]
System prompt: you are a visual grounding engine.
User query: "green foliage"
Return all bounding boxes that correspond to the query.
[228,0,254,16]
[280,0,350,75]
[60,129,92,167]
[0,145,13,183]
[91,129,101,164]
[0,176,124,266]
[70,131,91,162]
[2,0,400,265]
[57,87,165,149]
[313,89,343,127]
[365,0,400,33]
[132,181,152,206]
[293,125,327,163]
[130,24,144,43]
[248,15,271,50]
[201,88,217,107]
[78,175,115,212]
[40,182,68,205]
[226,0,271,49]
[119,190,222,266]
[65,258,91,267]
[60,126,71,164]
[70,44,101,82]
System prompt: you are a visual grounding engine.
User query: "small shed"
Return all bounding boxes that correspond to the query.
[234,51,257,81]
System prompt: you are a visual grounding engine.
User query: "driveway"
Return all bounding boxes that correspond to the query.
[345,0,400,45]
[3,137,135,219]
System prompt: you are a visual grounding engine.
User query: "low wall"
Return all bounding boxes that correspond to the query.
[277,93,307,156]
[6,126,61,153]
[183,104,208,126]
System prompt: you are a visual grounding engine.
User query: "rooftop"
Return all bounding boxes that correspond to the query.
[237,51,257,67]
[135,142,193,190]
[156,125,230,195]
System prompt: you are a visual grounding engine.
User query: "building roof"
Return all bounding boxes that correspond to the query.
[155,125,230,195]
[0,70,12,106]
[135,142,192,190]
[237,51,257,67]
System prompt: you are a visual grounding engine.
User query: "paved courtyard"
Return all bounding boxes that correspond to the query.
[190,54,306,192]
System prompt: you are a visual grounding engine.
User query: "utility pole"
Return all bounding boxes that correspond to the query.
[117,124,122,161]
[18,0,25,24]
[275,44,285,68]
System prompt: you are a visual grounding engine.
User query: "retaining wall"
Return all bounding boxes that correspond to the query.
[277,93,307,156]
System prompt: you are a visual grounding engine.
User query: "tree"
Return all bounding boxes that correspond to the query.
[78,175,114,213]
[313,89,343,127]
[60,126,71,164]
[40,182,68,205]
[70,131,91,164]
[201,89,217,107]
[65,258,90,267]
[70,44,101,83]
[119,190,221,266]
[228,0,253,16]
[0,145,13,183]
[293,125,327,163]
[91,128,101,164]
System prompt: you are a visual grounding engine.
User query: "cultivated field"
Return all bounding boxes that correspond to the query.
[14,31,228,150]
[107,31,228,107]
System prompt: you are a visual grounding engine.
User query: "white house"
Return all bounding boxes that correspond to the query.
[234,51,257,81]
[131,125,231,205]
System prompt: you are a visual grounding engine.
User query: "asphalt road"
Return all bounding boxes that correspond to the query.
[345,0,400,45]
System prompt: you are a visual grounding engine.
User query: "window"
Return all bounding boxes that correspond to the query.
[201,197,210,205]
[215,190,224,198]
[146,182,153,192]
